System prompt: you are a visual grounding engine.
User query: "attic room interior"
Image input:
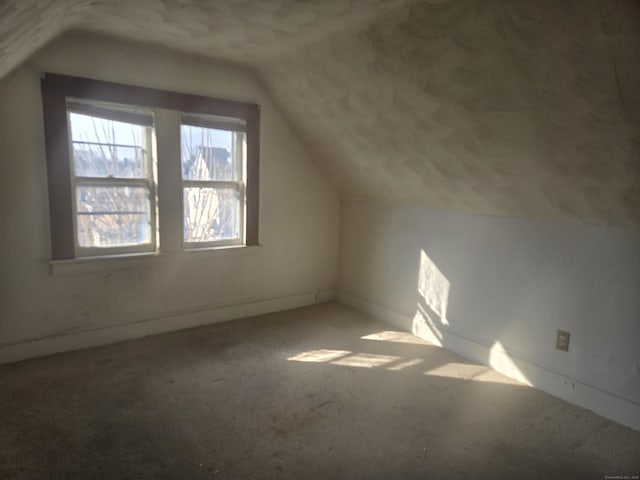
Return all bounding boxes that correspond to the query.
[0,0,639,478]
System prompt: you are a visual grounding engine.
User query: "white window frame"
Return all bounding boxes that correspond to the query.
[67,100,157,257]
[180,113,246,249]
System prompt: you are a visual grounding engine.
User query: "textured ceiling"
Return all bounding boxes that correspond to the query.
[1,0,639,227]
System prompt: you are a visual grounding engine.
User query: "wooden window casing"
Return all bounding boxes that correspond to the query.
[41,73,260,260]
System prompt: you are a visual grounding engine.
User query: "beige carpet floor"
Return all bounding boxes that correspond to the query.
[1,302,638,479]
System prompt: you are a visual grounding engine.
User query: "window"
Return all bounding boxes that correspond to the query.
[41,73,259,261]
[181,115,245,247]
[68,102,156,255]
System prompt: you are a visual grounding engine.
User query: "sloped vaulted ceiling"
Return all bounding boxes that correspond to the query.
[1,0,639,227]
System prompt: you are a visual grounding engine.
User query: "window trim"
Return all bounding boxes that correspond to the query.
[41,73,260,260]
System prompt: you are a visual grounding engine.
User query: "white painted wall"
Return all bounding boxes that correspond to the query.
[0,32,340,363]
[338,201,640,430]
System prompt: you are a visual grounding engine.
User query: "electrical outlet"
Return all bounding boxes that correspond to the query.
[556,330,570,351]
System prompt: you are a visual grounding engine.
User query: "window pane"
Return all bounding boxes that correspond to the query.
[69,112,148,178]
[181,124,243,181]
[76,185,151,248]
[183,187,239,243]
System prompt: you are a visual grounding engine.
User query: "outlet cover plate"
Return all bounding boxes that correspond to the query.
[556,330,570,351]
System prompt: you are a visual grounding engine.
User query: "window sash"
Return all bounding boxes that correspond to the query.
[73,178,156,256]
[181,113,246,133]
[68,100,154,127]
[180,118,246,248]
[182,180,244,248]
[68,106,157,257]
[180,124,245,183]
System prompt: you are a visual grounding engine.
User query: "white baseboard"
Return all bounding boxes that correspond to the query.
[0,290,334,366]
[338,290,640,432]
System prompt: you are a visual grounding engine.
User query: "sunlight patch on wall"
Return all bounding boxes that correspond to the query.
[412,249,451,345]
[489,341,532,386]
[411,249,532,387]
[418,250,450,325]
[412,307,443,346]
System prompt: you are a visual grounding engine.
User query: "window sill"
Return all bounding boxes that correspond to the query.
[49,244,262,276]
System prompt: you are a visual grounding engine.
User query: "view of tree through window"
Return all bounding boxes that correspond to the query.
[181,120,245,244]
[69,109,154,250]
